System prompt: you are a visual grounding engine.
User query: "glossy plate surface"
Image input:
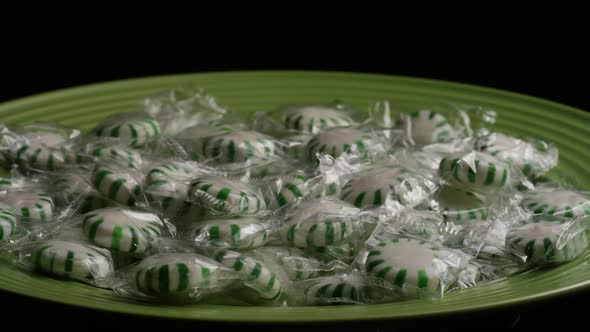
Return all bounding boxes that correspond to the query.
[1,71,589,321]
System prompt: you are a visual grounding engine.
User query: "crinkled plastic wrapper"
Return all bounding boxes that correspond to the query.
[1,88,588,307]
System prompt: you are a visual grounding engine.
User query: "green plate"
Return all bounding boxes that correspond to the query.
[1,71,589,322]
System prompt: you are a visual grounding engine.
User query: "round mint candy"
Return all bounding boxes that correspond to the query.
[506,221,588,266]
[135,253,232,298]
[94,114,161,147]
[279,198,360,248]
[437,186,487,223]
[191,217,268,249]
[200,130,276,163]
[306,128,373,162]
[91,164,142,206]
[439,152,511,189]
[190,175,266,215]
[32,239,114,283]
[365,238,446,296]
[0,208,17,240]
[2,191,54,223]
[340,166,435,208]
[213,249,286,303]
[404,110,455,145]
[522,188,590,220]
[82,208,163,254]
[284,105,354,134]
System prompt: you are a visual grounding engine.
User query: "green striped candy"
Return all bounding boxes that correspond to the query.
[506,221,589,266]
[340,166,434,208]
[280,218,356,249]
[365,238,442,296]
[145,163,194,186]
[521,189,590,220]
[282,135,311,160]
[439,152,511,189]
[437,186,487,223]
[19,130,68,170]
[266,174,309,209]
[88,146,143,170]
[2,192,54,223]
[283,105,355,134]
[404,110,455,145]
[190,175,266,215]
[213,249,285,303]
[0,178,14,192]
[91,164,142,206]
[0,208,17,241]
[54,173,110,214]
[175,124,233,141]
[94,115,161,148]
[254,246,322,281]
[145,178,194,219]
[279,198,360,248]
[82,208,162,254]
[192,217,268,249]
[10,143,65,171]
[135,253,232,297]
[32,239,114,283]
[299,275,362,305]
[145,163,201,219]
[199,130,276,163]
[306,128,374,162]
[175,125,234,161]
[307,240,360,264]
[476,132,556,178]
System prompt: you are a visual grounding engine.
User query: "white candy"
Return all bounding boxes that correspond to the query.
[91,164,142,206]
[32,239,114,283]
[199,130,276,162]
[476,132,557,178]
[265,174,309,210]
[87,145,143,169]
[279,198,360,248]
[340,166,436,208]
[506,221,589,265]
[189,175,266,215]
[9,130,66,171]
[306,128,374,162]
[284,105,354,134]
[522,188,590,220]
[1,191,54,223]
[437,186,487,223]
[94,113,161,147]
[82,208,163,254]
[365,238,451,296]
[134,253,233,297]
[0,208,17,240]
[254,246,323,281]
[403,110,455,145]
[54,172,110,214]
[439,152,511,189]
[175,125,233,141]
[192,217,268,249]
[213,249,285,303]
[297,275,363,305]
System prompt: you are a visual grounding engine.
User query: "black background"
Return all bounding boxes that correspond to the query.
[1,2,588,109]
[1,2,589,330]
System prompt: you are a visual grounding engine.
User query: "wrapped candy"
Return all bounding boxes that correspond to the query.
[125,253,238,302]
[0,124,80,171]
[92,112,161,148]
[1,91,587,308]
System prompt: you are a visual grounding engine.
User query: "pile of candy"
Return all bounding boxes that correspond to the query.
[0,88,587,306]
